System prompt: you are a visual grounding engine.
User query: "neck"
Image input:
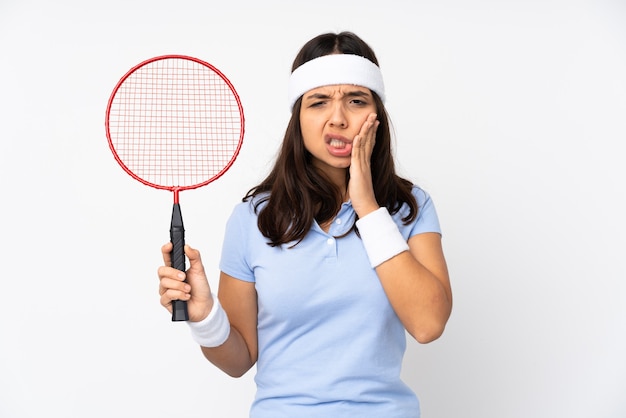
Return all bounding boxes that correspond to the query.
[313,161,347,190]
[325,167,349,201]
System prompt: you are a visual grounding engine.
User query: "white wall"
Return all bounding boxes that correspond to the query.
[1,0,624,417]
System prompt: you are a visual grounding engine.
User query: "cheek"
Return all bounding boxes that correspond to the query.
[299,116,322,143]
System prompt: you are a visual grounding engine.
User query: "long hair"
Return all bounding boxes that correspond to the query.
[245,31,418,247]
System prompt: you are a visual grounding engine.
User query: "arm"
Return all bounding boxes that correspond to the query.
[200,272,258,377]
[158,244,258,377]
[349,114,452,343]
[374,232,452,343]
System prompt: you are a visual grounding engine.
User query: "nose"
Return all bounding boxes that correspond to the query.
[329,103,347,128]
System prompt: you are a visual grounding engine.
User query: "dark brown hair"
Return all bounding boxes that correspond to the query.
[245,31,418,246]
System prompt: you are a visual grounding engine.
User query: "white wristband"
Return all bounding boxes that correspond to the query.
[187,293,231,348]
[356,207,410,268]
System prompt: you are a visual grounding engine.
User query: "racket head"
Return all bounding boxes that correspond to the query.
[105,55,245,194]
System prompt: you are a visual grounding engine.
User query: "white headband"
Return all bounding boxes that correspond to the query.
[287,54,385,111]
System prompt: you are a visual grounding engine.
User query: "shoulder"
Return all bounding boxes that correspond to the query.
[411,185,432,207]
[411,185,438,221]
[395,185,433,217]
[230,193,269,219]
[394,185,441,236]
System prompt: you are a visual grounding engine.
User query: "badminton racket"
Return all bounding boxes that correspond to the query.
[105,55,244,321]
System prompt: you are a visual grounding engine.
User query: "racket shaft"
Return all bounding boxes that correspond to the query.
[170,203,189,321]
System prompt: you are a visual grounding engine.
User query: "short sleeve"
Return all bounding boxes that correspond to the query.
[219,201,257,283]
[405,186,442,238]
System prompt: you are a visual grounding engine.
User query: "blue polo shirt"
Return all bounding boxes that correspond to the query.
[219,186,441,418]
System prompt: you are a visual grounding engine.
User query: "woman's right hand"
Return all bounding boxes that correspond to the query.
[158,243,214,322]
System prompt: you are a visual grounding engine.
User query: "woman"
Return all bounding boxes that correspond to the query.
[158,31,452,417]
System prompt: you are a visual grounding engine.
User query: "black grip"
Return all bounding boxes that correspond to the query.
[170,203,189,321]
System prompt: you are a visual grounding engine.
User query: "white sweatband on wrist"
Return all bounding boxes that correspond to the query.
[356,207,410,268]
[287,54,386,111]
[187,293,230,348]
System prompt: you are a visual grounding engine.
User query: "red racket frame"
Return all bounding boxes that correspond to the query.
[105,55,245,204]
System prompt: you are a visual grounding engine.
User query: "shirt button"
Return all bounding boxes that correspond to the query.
[327,238,334,245]
[335,218,342,225]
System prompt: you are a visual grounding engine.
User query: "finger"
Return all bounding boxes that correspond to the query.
[361,113,377,137]
[359,112,375,131]
[185,244,200,261]
[356,115,377,150]
[158,276,191,295]
[157,265,186,282]
[161,242,173,266]
[352,133,361,157]
[353,121,377,170]
[160,289,191,310]
[185,245,206,274]
[368,115,379,138]
[363,115,378,149]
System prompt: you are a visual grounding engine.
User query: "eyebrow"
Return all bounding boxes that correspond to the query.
[304,89,372,101]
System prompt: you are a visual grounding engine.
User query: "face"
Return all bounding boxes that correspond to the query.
[299,84,377,174]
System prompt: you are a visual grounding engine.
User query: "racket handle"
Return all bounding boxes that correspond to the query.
[170,203,189,322]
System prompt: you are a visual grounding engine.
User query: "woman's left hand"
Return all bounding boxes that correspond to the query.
[349,113,380,218]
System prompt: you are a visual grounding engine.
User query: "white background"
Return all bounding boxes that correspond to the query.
[1,0,625,417]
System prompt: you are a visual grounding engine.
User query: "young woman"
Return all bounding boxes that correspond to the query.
[158,31,452,417]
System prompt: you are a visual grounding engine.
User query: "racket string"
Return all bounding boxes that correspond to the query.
[107,57,243,188]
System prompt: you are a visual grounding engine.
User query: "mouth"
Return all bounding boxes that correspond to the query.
[325,134,353,157]
[329,138,348,149]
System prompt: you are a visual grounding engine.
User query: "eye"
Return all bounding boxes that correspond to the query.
[349,98,369,106]
[309,100,326,108]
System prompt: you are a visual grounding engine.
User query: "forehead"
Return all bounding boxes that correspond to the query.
[304,84,373,97]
